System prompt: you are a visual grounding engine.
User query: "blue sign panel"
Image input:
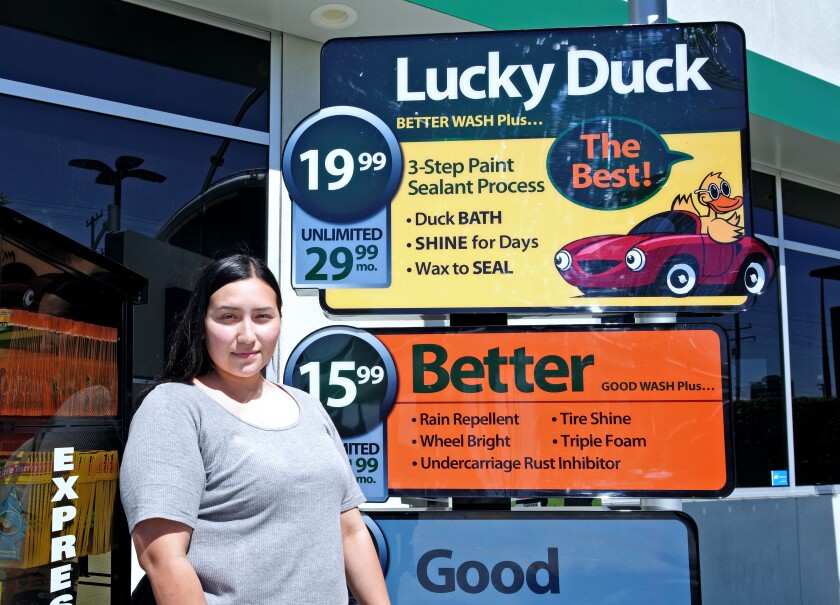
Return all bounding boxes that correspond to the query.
[771,470,789,487]
[365,510,700,604]
[284,106,401,289]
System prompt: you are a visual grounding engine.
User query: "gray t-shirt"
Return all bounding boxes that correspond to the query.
[120,382,365,604]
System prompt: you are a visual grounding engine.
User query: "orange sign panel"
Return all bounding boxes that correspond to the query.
[379,326,731,496]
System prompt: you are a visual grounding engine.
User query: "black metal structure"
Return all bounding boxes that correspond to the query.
[0,205,146,605]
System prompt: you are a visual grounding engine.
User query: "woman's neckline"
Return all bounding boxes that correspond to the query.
[189,380,303,431]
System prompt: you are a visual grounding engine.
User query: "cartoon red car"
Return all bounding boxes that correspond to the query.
[554,210,774,297]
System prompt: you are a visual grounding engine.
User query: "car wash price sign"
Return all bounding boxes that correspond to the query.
[285,324,733,498]
[282,23,769,314]
[284,107,401,289]
[284,327,397,502]
[365,510,700,604]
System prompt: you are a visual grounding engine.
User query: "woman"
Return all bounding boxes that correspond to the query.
[120,254,390,604]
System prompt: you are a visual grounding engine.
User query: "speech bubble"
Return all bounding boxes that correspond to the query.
[546,117,690,210]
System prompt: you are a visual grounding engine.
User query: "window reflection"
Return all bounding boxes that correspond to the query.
[0,5,271,598]
[0,2,269,130]
[782,179,840,250]
[0,94,267,251]
[751,170,776,237]
[685,253,786,487]
[0,211,139,603]
[787,251,840,485]
[787,252,839,399]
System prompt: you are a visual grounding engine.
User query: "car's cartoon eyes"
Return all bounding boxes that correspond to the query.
[554,211,774,298]
[625,248,646,272]
[554,250,572,272]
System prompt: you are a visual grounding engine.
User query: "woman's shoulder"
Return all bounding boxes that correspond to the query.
[135,382,206,416]
[145,380,200,398]
[128,382,209,437]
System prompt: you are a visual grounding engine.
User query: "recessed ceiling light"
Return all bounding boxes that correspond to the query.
[310,4,358,30]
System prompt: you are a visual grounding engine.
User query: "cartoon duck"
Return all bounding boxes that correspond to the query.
[672,172,744,243]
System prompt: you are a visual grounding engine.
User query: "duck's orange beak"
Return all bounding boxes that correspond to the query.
[708,195,743,214]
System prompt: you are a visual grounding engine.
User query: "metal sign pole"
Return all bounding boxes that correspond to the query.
[628,0,668,24]
[629,0,683,514]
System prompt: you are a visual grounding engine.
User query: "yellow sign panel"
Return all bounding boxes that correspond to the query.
[326,132,751,311]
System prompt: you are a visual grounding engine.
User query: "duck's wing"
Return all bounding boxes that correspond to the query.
[672,193,701,215]
[707,214,744,243]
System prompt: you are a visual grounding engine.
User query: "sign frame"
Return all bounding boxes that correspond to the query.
[364,509,702,605]
[279,22,773,316]
[284,323,735,499]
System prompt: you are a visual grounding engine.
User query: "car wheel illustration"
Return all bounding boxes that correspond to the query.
[659,258,697,297]
[738,255,769,295]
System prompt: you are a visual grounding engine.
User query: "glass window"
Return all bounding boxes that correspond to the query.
[0,7,270,599]
[786,250,840,485]
[685,256,786,488]
[0,94,267,251]
[729,272,787,488]
[0,95,268,385]
[1,207,143,603]
[750,170,777,238]
[0,0,269,130]
[782,179,840,250]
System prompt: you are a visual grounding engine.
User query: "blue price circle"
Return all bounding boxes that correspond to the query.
[284,326,397,438]
[283,106,402,223]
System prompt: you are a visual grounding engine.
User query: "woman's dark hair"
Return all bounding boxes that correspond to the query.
[157,253,281,385]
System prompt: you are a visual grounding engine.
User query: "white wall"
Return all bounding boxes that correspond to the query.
[667,0,840,86]
[683,495,840,605]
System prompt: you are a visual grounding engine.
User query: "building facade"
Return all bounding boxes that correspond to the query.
[0,1,838,603]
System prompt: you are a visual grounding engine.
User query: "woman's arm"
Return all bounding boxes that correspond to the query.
[132,518,207,605]
[341,508,391,605]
